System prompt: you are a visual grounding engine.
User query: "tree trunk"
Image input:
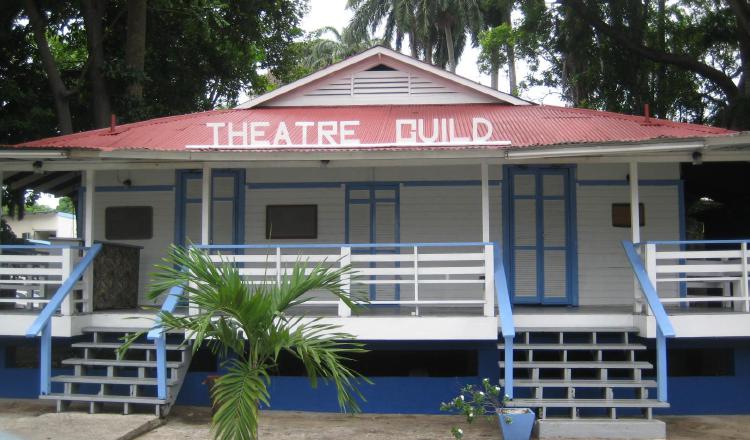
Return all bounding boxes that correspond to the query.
[444,24,455,72]
[23,0,73,134]
[490,59,499,90]
[125,0,147,102]
[503,6,517,95]
[655,0,666,117]
[81,0,112,128]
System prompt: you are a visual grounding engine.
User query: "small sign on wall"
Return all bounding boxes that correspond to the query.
[612,203,645,228]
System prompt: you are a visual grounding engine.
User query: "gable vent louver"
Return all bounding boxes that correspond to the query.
[304,68,457,98]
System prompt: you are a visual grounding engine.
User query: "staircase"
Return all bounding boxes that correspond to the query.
[499,328,668,421]
[41,327,192,416]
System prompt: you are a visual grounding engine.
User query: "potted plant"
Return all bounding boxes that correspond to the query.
[440,378,535,440]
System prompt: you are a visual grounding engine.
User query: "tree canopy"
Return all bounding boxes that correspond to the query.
[0,0,308,144]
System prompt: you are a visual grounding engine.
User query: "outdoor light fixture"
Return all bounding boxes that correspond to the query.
[692,151,703,165]
[122,179,133,188]
[320,160,330,168]
[32,161,44,174]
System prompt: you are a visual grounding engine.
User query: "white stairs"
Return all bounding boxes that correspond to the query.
[41,327,191,416]
[500,328,669,420]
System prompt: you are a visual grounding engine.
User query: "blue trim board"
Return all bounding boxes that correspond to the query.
[249,179,503,190]
[577,179,682,186]
[95,185,174,192]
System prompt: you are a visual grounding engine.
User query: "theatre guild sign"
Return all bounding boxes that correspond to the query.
[186,117,510,149]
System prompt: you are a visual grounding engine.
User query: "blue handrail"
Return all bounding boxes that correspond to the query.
[621,240,675,402]
[493,244,515,399]
[147,285,184,400]
[24,243,102,396]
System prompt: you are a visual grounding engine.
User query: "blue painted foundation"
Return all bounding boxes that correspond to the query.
[2,337,750,415]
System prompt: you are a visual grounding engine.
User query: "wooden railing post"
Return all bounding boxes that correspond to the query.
[642,243,657,315]
[741,242,749,313]
[40,321,52,395]
[60,247,74,316]
[338,246,352,317]
[413,246,419,316]
[484,244,495,317]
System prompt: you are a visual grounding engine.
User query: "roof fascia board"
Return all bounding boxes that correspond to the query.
[2,151,750,173]
[236,46,530,108]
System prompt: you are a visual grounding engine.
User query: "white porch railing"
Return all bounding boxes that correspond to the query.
[0,245,87,314]
[196,242,496,317]
[642,240,750,312]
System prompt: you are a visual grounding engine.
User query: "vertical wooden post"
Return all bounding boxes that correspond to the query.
[481,163,495,317]
[741,242,749,312]
[156,335,167,400]
[201,164,211,245]
[484,244,495,317]
[60,247,73,315]
[83,170,95,312]
[40,322,51,395]
[413,246,419,316]
[656,327,668,401]
[481,163,490,242]
[644,243,656,315]
[629,162,642,313]
[339,246,352,317]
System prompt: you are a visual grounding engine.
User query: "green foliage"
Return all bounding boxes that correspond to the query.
[2,0,308,143]
[120,245,370,440]
[56,196,75,214]
[440,378,510,439]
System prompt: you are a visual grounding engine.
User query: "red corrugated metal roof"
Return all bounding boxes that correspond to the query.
[10,104,735,153]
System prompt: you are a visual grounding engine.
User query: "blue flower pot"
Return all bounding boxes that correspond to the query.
[497,408,535,440]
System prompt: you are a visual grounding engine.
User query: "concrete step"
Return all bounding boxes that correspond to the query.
[499,361,653,369]
[499,343,646,351]
[506,398,669,408]
[501,379,657,388]
[534,419,666,439]
[39,393,167,405]
[72,342,186,351]
[81,327,149,334]
[62,358,181,369]
[515,327,639,334]
[51,375,178,386]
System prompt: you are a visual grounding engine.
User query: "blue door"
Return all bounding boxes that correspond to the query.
[175,169,245,246]
[345,183,400,301]
[504,166,577,305]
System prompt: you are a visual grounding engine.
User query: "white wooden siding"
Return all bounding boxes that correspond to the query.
[91,164,680,307]
[93,170,175,305]
[265,59,497,106]
[576,164,681,306]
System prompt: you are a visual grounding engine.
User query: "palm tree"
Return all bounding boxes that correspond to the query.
[303,26,385,71]
[431,0,483,73]
[122,245,369,440]
[347,0,422,59]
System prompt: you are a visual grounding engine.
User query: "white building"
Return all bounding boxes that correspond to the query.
[1,47,749,438]
[3,211,77,242]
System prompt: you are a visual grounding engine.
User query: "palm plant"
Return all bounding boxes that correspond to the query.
[303,26,385,71]
[121,245,369,440]
[348,0,422,59]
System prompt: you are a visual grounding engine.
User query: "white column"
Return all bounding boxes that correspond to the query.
[83,169,95,313]
[481,163,494,316]
[201,163,211,245]
[629,162,640,244]
[481,163,490,242]
[629,162,643,313]
[84,170,95,247]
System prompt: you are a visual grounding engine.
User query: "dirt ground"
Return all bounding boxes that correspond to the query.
[0,399,160,440]
[138,406,750,440]
[2,400,750,440]
[138,406,498,440]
